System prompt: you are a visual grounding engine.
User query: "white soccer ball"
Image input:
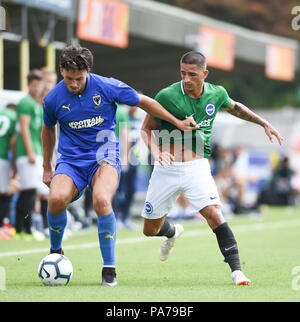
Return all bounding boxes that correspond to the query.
[38,253,73,286]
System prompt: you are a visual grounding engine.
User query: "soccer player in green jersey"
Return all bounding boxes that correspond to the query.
[15,69,46,238]
[0,104,17,227]
[141,51,283,286]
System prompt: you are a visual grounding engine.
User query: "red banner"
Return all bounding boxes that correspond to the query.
[77,0,129,48]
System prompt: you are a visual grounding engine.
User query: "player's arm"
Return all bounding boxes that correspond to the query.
[137,94,198,131]
[141,114,175,166]
[19,114,36,163]
[225,99,283,145]
[10,134,17,178]
[41,124,56,187]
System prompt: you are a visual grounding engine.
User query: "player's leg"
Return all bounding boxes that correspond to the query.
[201,205,239,270]
[47,160,88,253]
[15,156,39,236]
[144,215,184,261]
[47,174,78,253]
[200,205,251,285]
[142,163,184,261]
[90,162,119,286]
[0,194,11,226]
[0,159,12,227]
[184,159,250,285]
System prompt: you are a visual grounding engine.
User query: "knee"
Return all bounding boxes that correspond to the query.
[48,192,69,214]
[201,205,225,230]
[93,194,112,216]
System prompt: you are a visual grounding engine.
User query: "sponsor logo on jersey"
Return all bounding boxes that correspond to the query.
[144,201,153,214]
[197,118,213,127]
[205,103,215,116]
[68,116,104,129]
[93,94,101,106]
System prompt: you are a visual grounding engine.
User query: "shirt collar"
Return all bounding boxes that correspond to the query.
[180,81,206,97]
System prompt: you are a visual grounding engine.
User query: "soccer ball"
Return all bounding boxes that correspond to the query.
[38,253,73,286]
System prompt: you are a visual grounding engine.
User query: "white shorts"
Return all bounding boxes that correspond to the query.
[142,158,222,219]
[16,155,49,195]
[0,159,10,194]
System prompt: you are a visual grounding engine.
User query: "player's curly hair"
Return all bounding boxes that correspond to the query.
[59,45,93,72]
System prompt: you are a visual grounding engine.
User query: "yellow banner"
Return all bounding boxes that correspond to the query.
[77,0,129,48]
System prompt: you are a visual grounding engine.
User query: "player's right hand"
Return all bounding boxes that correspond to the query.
[177,115,199,131]
[28,152,36,164]
[43,168,54,187]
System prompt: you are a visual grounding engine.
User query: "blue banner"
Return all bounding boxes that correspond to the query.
[10,0,74,17]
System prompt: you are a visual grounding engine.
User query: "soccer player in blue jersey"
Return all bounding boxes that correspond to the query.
[41,45,197,286]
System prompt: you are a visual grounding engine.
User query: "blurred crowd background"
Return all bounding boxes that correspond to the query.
[0,0,300,240]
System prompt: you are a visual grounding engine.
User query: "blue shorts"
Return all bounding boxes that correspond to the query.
[54,156,121,202]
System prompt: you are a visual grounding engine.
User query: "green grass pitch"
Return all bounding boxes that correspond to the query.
[1,206,300,302]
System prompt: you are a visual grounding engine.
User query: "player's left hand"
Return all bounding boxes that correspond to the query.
[157,151,175,166]
[177,116,199,131]
[263,122,283,146]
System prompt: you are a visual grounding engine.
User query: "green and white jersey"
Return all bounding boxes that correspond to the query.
[0,108,17,160]
[153,81,231,158]
[16,96,43,158]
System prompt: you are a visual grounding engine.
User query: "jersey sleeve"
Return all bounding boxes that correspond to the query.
[43,96,57,126]
[219,86,232,108]
[17,98,33,117]
[109,78,140,107]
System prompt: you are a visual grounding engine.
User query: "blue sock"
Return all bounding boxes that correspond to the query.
[97,212,116,267]
[47,210,67,252]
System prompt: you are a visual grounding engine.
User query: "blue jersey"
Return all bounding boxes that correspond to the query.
[43,73,140,161]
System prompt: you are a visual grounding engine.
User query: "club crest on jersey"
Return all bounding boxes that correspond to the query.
[93,94,101,106]
[205,104,215,116]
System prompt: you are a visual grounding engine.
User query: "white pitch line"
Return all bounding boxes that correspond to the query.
[0,218,300,258]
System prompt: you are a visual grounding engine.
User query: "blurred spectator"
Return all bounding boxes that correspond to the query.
[36,68,57,232]
[113,104,132,228]
[210,143,222,176]
[213,148,234,206]
[15,69,45,239]
[40,67,57,99]
[6,103,17,111]
[231,146,250,213]
[255,156,295,208]
[0,103,17,229]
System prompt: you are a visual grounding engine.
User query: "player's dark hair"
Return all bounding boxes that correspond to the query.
[180,51,206,68]
[59,45,93,72]
[27,69,43,84]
